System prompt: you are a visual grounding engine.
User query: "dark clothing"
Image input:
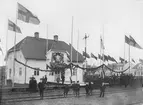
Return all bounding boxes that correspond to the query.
[63,85,69,97]
[99,84,106,97]
[75,83,80,97]
[38,82,45,99]
[61,76,65,84]
[29,78,37,92]
[85,84,89,96]
[88,82,92,95]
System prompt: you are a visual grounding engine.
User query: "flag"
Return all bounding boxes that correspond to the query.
[83,51,90,58]
[112,57,117,63]
[107,55,112,61]
[103,54,108,61]
[98,54,103,60]
[139,59,143,63]
[91,53,97,60]
[18,3,40,25]
[8,20,21,33]
[129,36,142,49]
[125,35,130,45]
[132,59,135,63]
[100,36,105,50]
[119,57,125,63]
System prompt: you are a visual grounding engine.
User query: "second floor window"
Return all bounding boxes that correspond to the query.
[34,70,39,76]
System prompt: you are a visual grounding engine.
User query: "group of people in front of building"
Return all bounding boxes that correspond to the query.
[29,75,108,100]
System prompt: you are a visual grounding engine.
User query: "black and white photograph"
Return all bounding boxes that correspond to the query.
[1,0,143,105]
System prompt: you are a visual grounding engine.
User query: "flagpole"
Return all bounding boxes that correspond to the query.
[70,16,73,83]
[102,24,105,79]
[12,3,18,87]
[76,29,79,82]
[124,37,125,65]
[129,43,130,74]
[46,24,48,75]
[5,18,9,85]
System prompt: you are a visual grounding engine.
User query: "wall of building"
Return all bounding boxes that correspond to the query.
[6,50,84,84]
[6,51,26,84]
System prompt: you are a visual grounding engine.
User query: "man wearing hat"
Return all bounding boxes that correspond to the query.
[38,78,45,99]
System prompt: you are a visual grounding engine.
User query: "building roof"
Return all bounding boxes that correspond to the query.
[8,36,84,62]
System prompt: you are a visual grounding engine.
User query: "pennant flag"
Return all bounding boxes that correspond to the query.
[98,54,103,60]
[100,36,105,50]
[139,59,143,63]
[8,20,21,33]
[112,57,117,63]
[129,36,142,49]
[103,54,108,61]
[125,35,130,45]
[83,51,90,58]
[91,53,97,60]
[18,3,40,25]
[119,57,125,63]
[132,59,135,63]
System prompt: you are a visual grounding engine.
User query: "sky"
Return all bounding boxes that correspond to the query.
[0,0,143,66]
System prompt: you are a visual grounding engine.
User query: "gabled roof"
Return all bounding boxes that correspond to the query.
[8,36,84,62]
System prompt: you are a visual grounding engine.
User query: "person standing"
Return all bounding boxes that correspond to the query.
[85,83,89,96]
[99,82,106,97]
[38,79,45,99]
[63,84,69,97]
[76,81,80,97]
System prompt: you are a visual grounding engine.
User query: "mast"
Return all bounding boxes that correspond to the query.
[12,3,18,87]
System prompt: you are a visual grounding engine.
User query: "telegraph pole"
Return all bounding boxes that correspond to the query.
[83,33,89,70]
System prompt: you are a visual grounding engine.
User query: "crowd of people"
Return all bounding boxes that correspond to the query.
[28,73,135,100]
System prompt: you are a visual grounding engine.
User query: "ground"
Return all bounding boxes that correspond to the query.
[2,79,143,105]
[2,87,143,105]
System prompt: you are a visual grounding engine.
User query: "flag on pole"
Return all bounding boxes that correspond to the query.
[91,53,97,60]
[129,36,142,49]
[112,57,117,63]
[100,36,105,50]
[119,57,125,63]
[103,54,108,61]
[125,35,130,45]
[83,51,90,58]
[132,59,135,63]
[98,54,103,60]
[18,3,40,25]
[139,59,143,63]
[8,20,21,33]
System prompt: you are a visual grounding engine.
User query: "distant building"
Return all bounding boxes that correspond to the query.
[5,32,84,84]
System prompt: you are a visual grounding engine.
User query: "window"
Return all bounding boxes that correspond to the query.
[9,69,12,77]
[34,70,39,76]
[73,68,77,75]
[19,68,22,76]
[49,72,54,76]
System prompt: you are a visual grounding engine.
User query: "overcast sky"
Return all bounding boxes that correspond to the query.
[0,0,143,66]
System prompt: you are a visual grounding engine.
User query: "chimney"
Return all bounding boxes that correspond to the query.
[54,35,58,41]
[34,32,39,38]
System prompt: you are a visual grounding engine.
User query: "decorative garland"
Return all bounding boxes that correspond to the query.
[15,59,130,73]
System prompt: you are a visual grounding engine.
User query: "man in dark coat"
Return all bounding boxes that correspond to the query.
[61,75,65,84]
[38,79,45,99]
[85,83,89,96]
[63,84,69,97]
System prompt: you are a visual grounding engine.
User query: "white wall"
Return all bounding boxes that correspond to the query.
[6,50,26,84]
[6,50,84,84]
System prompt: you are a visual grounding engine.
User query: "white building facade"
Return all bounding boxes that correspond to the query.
[6,34,85,84]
